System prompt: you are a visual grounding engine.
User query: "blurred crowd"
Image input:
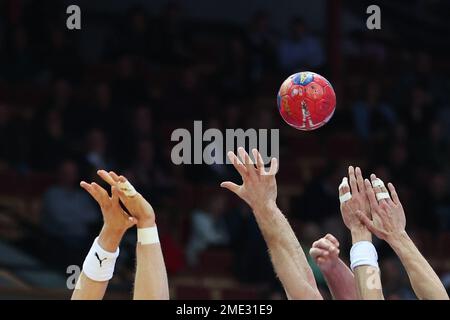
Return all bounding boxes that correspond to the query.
[0,1,449,299]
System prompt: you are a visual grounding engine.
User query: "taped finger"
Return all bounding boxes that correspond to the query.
[117,180,137,197]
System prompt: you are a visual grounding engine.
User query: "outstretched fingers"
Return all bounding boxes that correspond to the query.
[355,167,365,193]
[348,166,358,194]
[252,148,266,175]
[220,181,241,195]
[364,179,380,212]
[387,182,401,206]
[227,151,247,178]
[97,169,116,186]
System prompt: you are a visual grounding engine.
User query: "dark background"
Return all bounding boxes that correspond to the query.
[0,0,449,299]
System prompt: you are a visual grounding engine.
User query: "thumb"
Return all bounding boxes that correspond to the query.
[356,210,377,234]
[220,181,240,194]
[126,216,138,227]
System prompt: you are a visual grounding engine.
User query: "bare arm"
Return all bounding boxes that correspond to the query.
[256,202,322,299]
[98,171,169,300]
[358,177,448,300]
[72,182,137,300]
[388,232,448,300]
[351,229,384,300]
[339,166,384,300]
[310,234,357,300]
[221,148,322,300]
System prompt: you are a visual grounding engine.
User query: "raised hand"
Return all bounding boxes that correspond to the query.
[80,181,137,251]
[309,234,340,272]
[220,147,278,214]
[338,166,371,242]
[97,170,156,228]
[357,177,406,242]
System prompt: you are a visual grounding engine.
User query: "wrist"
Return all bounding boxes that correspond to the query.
[351,226,372,244]
[137,217,156,228]
[386,230,409,250]
[98,226,124,252]
[252,199,277,215]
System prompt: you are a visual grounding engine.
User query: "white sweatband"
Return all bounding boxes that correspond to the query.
[137,226,159,245]
[376,192,391,201]
[339,192,352,203]
[117,180,137,197]
[371,178,385,188]
[82,237,119,282]
[350,241,379,271]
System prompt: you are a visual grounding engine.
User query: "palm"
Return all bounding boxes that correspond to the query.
[80,181,136,233]
[221,148,278,213]
[339,166,371,231]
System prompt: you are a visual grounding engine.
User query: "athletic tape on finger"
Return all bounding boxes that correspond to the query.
[339,177,349,190]
[339,192,352,203]
[376,192,390,201]
[339,177,352,203]
[371,178,385,188]
[117,180,137,197]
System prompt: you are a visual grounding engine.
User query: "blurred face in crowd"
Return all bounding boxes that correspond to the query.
[59,160,79,188]
[380,258,404,293]
[390,144,408,167]
[206,194,226,217]
[118,56,133,78]
[51,29,65,49]
[134,106,153,134]
[13,27,28,51]
[96,83,111,109]
[430,174,447,199]
[87,129,106,154]
[252,12,269,33]
[290,19,306,40]
[53,79,72,107]
[46,110,63,137]
[367,82,380,105]
[131,11,147,32]
[0,104,10,126]
[136,139,155,168]
[301,222,322,247]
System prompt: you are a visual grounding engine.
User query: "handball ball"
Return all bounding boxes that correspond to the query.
[277,71,336,131]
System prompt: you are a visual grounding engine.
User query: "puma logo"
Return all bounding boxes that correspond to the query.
[95,252,107,267]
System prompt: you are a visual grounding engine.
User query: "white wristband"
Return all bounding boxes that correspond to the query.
[138,226,159,245]
[82,237,119,282]
[350,241,379,271]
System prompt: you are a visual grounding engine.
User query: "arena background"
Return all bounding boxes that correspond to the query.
[0,0,449,299]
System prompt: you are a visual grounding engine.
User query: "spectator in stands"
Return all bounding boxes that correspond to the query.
[82,128,114,175]
[422,172,450,232]
[352,82,396,140]
[246,11,278,81]
[31,109,67,171]
[380,257,415,300]
[125,138,175,203]
[225,203,274,284]
[278,17,324,71]
[41,160,100,266]
[186,193,230,266]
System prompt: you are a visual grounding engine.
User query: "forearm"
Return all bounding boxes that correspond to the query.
[254,201,322,300]
[71,227,122,300]
[389,232,449,300]
[351,228,384,300]
[321,259,358,300]
[71,273,108,300]
[133,221,169,300]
